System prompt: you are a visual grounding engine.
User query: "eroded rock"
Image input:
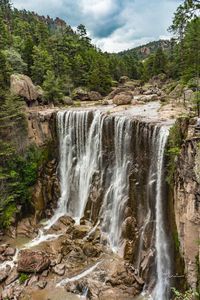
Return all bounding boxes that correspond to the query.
[10,74,42,104]
[17,250,50,273]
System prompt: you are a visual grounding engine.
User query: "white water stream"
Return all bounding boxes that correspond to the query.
[153,126,170,300]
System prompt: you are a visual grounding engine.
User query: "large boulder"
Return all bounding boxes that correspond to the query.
[107,87,127,100]
[72,87,89,101]
[113,92,132,106]
[88,91,103,101]
[17,250,50,273]
[10,74,41,103]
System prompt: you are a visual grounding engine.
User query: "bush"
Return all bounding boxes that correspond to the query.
[19,273,29,284]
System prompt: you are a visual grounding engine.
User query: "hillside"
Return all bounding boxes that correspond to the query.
[119,39,172,60]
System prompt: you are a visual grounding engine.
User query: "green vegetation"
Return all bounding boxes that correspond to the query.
[166,119,188,186]
[0,0,143,102]
[172,288,199,300]
[0,93,49,228]
[0,0,199,103]
[19,273,29,285]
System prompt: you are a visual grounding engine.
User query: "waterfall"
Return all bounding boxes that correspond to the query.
[153,126,170,300]
[44,109,171,297]
[45,110,104,228]
[100,116,132,251]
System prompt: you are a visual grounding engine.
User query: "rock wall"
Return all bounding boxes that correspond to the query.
[174,133,200,289]
[26,109,60,221]
[27,109,58,146]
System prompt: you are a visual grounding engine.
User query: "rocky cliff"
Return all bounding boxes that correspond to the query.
[174,125,200,290]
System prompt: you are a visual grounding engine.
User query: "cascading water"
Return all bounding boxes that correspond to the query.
[45,110,104,228]
[46,110,133,250]
[153,126,171,300]
[100,117,132,251]
[0,107,172,300]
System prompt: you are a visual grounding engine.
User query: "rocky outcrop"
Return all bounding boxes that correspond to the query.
[72,88,102,101]
[174,134,200,288]
[10,74,43,104]
[113,92,132,105]
[88,91,103,101]
[32,159,60,222]
[17,250,50,273]
[27,109,57,146]
[72,87,89,101]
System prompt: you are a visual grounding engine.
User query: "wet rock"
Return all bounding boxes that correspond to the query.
[113,92,132,106]
[82,242,101,257]
[121,216,137,239]
[72,225,90,239]
[17,250,50,273]
[32,180,45,223]
[123,240,135,261]
[53,264,65,276]
[37,280,47,289]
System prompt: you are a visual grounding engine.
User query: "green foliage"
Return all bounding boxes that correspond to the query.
[43,70,64,103]
[166,121,183,186]
[19,273,29,285]
[0,93,49,229]
[31,45,53,85]
[3,48,27,73]
[172,288,199,300]
[173,230,181,251]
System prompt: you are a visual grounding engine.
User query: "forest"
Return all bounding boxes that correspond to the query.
[0,0,199,228]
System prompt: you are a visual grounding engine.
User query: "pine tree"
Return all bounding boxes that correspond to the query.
[43,70,64,103]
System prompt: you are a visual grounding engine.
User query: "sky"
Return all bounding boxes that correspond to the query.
[12,0,183,53]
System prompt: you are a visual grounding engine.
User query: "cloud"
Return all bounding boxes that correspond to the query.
[12,0,182,52]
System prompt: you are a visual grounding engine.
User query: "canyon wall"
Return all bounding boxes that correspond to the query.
[174,126,200,290]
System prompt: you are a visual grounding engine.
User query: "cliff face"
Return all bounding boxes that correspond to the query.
[27,109,58,146]
[26,109,60,221]
[174,133,200,289]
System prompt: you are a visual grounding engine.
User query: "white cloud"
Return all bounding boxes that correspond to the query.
[12,0,182,52]
[80,0,115,17]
